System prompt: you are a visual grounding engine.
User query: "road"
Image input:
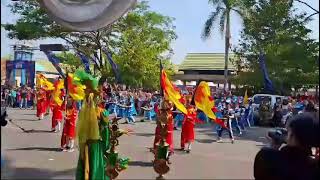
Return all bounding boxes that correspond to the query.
[1,108,270,179]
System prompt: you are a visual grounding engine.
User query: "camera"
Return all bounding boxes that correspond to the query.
[267,128,288,145]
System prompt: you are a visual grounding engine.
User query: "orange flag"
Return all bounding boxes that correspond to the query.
[161,70,187,114]
[194,81,216,120]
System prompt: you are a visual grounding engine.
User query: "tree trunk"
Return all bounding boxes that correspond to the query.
[224,10,231,91]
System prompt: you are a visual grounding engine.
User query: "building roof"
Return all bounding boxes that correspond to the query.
[178,53,236,71]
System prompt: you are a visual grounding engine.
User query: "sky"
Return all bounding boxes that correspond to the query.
[1,0,319,64]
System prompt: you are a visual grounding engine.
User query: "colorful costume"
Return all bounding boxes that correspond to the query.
[144,101,156,121]
[36,89,47,120]
[76,93,109,180]
[180,105,196,151]
[174,110,184,128]
[153,101,174,153]
[51,102,64,131]
[61,102,77,150]
[166,110,174,152]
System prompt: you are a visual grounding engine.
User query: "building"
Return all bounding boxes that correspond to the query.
[3,44,61,87]
[173,53,237,88]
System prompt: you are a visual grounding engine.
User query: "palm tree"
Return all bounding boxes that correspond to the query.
[202,0,243,91]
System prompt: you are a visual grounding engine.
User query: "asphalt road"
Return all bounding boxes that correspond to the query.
[1,108,270,179]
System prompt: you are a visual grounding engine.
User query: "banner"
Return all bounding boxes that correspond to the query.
[43,50,66,79]
[76,52,91,73]
[101,47,121,83]
[259,53,274,94]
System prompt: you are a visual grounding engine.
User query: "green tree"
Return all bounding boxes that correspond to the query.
[233,0,319,95]
[3,1,176,89]
[202,0,251,90]
[55,52,83,73]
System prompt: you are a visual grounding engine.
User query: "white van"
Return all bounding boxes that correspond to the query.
[252,94,285,120]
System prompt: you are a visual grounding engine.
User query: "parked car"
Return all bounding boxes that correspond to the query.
[252,94,285,125]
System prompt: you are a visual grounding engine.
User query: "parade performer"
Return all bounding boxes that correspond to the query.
[174,97,186,130]
[51,79,64,132]
[153,98,173,179]
[36,88,47,120]
[75,70,107,180]
[217,102,235,144]
[180,96,196,153]
[61,98,77,152]
[153,69,187,153]
[36,74,54,120]
[74,70,130,180]
[143,100,156,121]
[165,98,174,154]
[124,94,136,124]
[153,97,174,153]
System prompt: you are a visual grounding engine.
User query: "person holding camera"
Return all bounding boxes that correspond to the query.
[254,113,319,180]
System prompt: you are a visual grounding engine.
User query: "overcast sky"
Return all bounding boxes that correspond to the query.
[1,0,319,64]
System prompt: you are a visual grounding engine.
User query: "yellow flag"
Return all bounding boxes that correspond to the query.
[194,81,216,120]
[161,70,187,114]
[68,73,86,101]
[244,89,249,105]
[52,79,64,106]
[36,74,54,90]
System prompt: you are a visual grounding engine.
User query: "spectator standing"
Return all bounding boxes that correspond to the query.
[10,88,17,107]
[20,86,28,109]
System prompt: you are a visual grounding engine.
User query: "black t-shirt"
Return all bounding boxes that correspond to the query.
[254,146,319,180]
[21,90,27,98]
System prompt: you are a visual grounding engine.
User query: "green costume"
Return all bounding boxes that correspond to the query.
[75,93,110,180]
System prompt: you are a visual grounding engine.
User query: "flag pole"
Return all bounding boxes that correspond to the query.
[159,59,164,97]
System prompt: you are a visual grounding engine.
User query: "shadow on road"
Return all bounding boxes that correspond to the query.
[129,161,153,167]
[13,119,40,122]
[1,158,76,179]
[22,129,54,133]
[133,132,154,137]
[193,124,270,146]
[8,147,61,152]
[195,139,216,143]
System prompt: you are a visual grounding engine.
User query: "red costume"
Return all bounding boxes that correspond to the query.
[51,103,64,129]
[153,124,161,150]
[36,89,47,118]
[180,106,196,149]
[61,104,77,148]
[45,91,51,114]
[153,102,174,153]
[166,111,174,152]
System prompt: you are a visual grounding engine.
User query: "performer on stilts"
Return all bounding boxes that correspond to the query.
[180,96,197,153]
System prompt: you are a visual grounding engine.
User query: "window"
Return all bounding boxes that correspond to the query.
[253,96,271,104]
